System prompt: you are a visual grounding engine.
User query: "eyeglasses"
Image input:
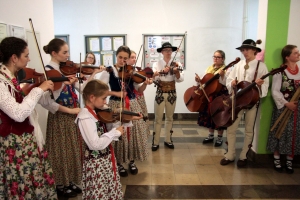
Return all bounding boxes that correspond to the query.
[212,56,222,59]
[162,50,173,53]
[87,56,95,59]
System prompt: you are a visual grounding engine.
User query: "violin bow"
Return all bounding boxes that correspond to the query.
[195,73,210,102]
[126,44,143,85]
[169,31,187,74]
[78,53,82,108]
[29,18,54,99]
[232,77,238,121]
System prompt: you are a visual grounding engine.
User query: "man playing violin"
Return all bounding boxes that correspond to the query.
[220,39,269,167]
[152,42,184,151]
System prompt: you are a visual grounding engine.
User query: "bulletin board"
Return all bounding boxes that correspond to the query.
[84,35,127,66]
[143,34,186,69]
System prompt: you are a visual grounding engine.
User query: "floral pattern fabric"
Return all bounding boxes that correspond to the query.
[0,133,57,200]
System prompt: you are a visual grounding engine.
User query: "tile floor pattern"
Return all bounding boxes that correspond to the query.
[63,120,299,200]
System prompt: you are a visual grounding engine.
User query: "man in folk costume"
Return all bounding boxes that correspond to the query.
[220,39,269,167]
[152,42,184,151]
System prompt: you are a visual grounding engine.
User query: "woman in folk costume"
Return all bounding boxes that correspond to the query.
[0,37,76,199]
[98,45,149,177]
[197,50,228,147]
[43,38,103,198]
[267,44,300,174]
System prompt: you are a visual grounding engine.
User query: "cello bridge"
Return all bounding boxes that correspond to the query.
[223,100,229,107]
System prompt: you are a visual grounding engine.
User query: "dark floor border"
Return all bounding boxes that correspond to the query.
[124,185,300,199]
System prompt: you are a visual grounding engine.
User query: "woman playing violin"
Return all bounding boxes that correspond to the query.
[98,45,149,177]
[0,37,78,199]
[43,38,103,198]
[196,50,228,147]
[220,39,269,168]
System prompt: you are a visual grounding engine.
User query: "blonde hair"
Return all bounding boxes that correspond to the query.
[83,80,109,103]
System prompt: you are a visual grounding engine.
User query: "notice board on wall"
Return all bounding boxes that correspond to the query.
[84,35,126,66]
[143,33,186,69]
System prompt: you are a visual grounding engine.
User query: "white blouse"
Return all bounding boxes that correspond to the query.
[0,66,59,122]
[153,59,184,82]
[272,69,300,109]
[75,108,122,151]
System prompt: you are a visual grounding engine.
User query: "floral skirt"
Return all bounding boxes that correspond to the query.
[0,133,57,200]
[134,90,151,137]
[198,85,228,130]
[45,111,83,186]
[82,154,123,200]
[109,99,149,164]
[267,104,300,155]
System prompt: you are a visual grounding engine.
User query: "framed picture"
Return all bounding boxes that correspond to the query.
[0,23,8,42]
[8,24,26,40]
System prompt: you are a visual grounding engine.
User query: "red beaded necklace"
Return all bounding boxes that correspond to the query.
[287,65,299,75]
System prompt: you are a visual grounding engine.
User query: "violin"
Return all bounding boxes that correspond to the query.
[210,65,287,127]
[17,67,69,95]
[59,60,101,76]
[159,62,183,76]
[117,65,153,83]
[96,107,148,123]
[183,57,240,112]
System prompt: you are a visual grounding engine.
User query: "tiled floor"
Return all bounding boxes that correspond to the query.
[65,120,300,200]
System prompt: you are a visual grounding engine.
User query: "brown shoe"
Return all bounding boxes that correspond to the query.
[237,159,247,168]
[220,158,234,166]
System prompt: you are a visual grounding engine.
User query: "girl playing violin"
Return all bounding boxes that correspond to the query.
[84,52,96,65]
[196,50,228,147]
[0,37,77,199]
[75,79,141,199]
[98,45,149,177]
[127,50,152,136]
[43,38,104,198]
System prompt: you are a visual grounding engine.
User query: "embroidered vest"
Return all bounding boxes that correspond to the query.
[84,121,110,160]
[0,84,34,137]
[280,71,299,101]
[45,65,78,107]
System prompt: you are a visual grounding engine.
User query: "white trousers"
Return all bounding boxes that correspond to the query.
[224,105,258,160]
[153,93,176,145]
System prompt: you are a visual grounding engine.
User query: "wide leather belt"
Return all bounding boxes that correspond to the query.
[159,81,176,92]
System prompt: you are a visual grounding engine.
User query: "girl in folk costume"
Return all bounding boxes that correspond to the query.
[99,45,149,177]
[43,38,103,198]
[0,37,76,199]
[127,50,152,137]
[197,50,228,147]
[267,45,300,174]
[75,80,142,199]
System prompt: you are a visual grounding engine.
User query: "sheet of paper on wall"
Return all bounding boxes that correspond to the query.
[161,36,170,45]
[102,37,112,51]
[148,37,161,50]
[173,36,183,48]
[89,38,100,51]
[113,37,123,51]
[0,23,8,42]
[103,54,113,66]
[94,53,101,65]
[8,24,26,40]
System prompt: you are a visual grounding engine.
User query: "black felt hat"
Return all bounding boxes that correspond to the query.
[236,39,262,52]
[157,42,177,53]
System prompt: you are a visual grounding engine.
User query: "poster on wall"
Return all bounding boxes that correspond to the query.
[143,34,186,69]
[8,24,26,40]
[0,23,8,42]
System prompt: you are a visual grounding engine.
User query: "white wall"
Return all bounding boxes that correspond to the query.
[53,0,245,113]
[0,0,55,135]
[288,0,300,48]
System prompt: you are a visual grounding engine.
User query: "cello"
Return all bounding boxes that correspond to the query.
[210,65,287,127]
[184,57,240,112]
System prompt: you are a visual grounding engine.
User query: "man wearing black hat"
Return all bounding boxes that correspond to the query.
[151,42,184,151]
[220,39,269,167]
